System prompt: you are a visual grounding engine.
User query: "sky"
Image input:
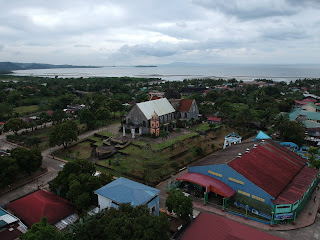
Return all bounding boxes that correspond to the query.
[0,0,320,65]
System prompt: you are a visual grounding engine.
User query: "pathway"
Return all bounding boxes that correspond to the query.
[0,122,121,206]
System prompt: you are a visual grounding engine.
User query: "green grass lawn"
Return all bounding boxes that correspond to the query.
[120,145,143,155]
[195,123,211,132]
[53,141,93,160]
[88,136,102,141]
[13,105,39,115]
[151,132,199,151]
[131,140,148,147]
[97,130,115,137]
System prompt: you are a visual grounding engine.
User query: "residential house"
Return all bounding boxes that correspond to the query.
[94,177,160,216]
[5,190,77,230]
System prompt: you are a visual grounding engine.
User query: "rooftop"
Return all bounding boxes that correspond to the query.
[228,140,307,198]
[193,140,310,201]
[94,177,160,206]
[181,212,284,240]
[178,99,194,112]
[136,98,175,120]
[5,190,76,228]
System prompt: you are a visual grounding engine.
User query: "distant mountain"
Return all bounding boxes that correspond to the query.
[0,62,101,71]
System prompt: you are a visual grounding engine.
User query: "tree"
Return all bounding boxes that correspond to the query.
[166,189,193,220]
[0,156,19,188]
[4,118,26,135]
[71,204,170,240]
[278,120,305,146]
[20,217,72,240]
[78,109,95,130]
[95,107,111,125]
[0,103,13,119]
[104,99,123,118]
[49,159,111,211]
[51,110,67,124]
[25,136,42,148]
[49,121,78,148]
[11,148,42,175]
[38,112,51,126]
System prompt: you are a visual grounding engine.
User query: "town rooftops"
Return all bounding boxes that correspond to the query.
[5,190,76,228]
[182,212,284,240]
[289,108,320,121]
[94,177,160,206]
[136,98,175,120]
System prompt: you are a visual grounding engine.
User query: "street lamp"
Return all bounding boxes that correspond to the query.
[245,205,249,219]
[270,211,274,226]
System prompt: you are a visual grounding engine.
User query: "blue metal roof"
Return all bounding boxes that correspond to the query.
[254,131,271,140]
[94,177,160,206]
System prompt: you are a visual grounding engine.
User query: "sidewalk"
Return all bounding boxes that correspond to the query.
[192,186,320,231]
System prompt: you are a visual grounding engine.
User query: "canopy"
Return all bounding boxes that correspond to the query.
[254,131,271,141]
[177,172,235,198]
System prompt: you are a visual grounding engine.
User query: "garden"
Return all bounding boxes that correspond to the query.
[51,123,241,186]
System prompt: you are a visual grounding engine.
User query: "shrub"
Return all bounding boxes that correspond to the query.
[171,161,180,170]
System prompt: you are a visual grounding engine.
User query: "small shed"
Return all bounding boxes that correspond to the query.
[94,177,160,215]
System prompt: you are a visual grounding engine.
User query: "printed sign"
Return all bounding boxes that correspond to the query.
[274,212,294,220]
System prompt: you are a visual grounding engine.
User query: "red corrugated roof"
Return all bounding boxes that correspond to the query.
[273,166,319,204]
[6,190,76,228]
[294,100,307,105]
[178,99,194,112]
[182,212,284,240]
[208,117,222,122]
[303,98,317,103]
[177,172,235,198]
[150,96,162,100]
[228,141,306,198]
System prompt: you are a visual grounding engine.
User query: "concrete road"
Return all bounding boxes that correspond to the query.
[269,216,320,240]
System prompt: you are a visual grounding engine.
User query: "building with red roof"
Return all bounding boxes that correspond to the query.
[177,139,319,224]
[6,190,76,228]
[207,116,222,124]
[182,212,284,240]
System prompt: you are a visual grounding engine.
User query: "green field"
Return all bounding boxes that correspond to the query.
[13,105,39,115]
[151,132,199,151]
[97,130,115,137]
[54,141,93,160]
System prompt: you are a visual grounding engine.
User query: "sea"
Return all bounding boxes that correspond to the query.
[10,64,320,82]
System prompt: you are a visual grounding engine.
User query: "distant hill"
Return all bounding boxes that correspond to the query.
[0,62,101,71]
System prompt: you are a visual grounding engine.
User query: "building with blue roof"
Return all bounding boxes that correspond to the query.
[94,177,160,216]
[254,131,271,141]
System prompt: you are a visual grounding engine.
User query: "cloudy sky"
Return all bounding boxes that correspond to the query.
[0,0,320,65]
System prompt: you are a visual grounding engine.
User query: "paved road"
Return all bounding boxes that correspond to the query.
[269,217,320,240]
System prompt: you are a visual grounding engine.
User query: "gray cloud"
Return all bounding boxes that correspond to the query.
[0,0,319,65]
[192,0,298,20]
